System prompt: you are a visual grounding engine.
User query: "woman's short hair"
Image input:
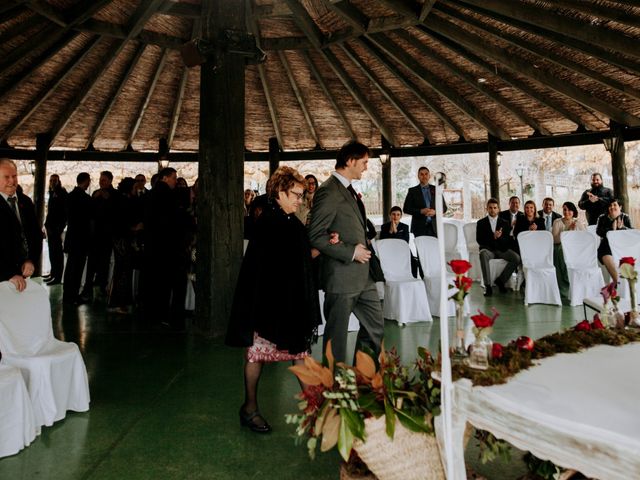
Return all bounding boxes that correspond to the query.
[390,206,402,214]
[266,166,304,200]
[335,140,370,169]
[524,200,537,213]
[562,201,578,218]
[304,174,318,190]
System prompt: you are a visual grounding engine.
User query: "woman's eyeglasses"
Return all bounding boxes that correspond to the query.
[289,190,304,200]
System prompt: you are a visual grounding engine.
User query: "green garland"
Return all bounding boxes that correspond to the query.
[452,327,640,387]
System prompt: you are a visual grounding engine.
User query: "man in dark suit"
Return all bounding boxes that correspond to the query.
[476,198,520,296]
[0,159,42,292]
[379,206,410,243]
[499,195,523,250]
[537,197,561,232]
[308,141,384,363]
[43,174,67,284]
[403,167,447,238]
[578,172,614,225]
[63,172,92,304]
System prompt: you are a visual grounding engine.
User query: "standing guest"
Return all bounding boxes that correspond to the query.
[538,197,561,232]
[243,189,256,216]
[243,193,267,241]
[476,198,520,297]
[226,166,320,433]
[134,174,148,196]
[63,173,92,304]
[308,140,384,363]
[403,166,447,238]
[295,174,318,225]
[552,201,585,297]
[380,206,409,242]
[0,159,41,291]
[579,173,614,225]
[513,200,546,240]
[43,174,68,285]
[82,170,119,300]
[596,200,632,284]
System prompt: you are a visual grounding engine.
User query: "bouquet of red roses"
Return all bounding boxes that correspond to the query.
[448,259,473,305]
[471,307,499,339]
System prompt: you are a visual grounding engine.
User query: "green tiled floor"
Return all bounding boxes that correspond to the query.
[0,283,585,479]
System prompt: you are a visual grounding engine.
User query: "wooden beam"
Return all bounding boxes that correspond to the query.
[0,31,77,103]
[357,37,467,140]
[125,49,168,147]
[0,23,60,75]
[321,46,399,145]
[127,0,167,38]
[0,35,103,143]
[64,0,114,26]
[0,13,47,45]
[85,43,146,149]
[76,19,186,49]
[437,3,640,103]
[340,42,427,141]
[260,36,312,50]
[456,0,640,61]
[282,0,325,49]
[419,0,436,21]
[393,29,550,135]
[163,2,200,18]
[320,0,368,33]
[367,32,510,140]
[419,26,595,131]
[543,0,640,29]
[277,50,321,147]
[257,63,284,149]
[24,0,67,26]
[269,136,280,175]
[300,50,355,139]
[445,0,640,78]
[423,15,640,127]
[0,4,28,28]
[488,134,499,203]
[375,0,419,19]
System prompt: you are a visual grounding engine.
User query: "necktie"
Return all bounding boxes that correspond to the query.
[347,184,366,223]
[422,186,432,223]
[7,196,20,223]
[7,196,28,258]
[546,215,552,231]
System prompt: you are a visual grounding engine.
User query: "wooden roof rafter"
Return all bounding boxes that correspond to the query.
[319,0,369,34]
[541,0,640,29]
[0,12,46,45]
[374,0,420,20]
[282,0,326,49]
[423,14,640,127]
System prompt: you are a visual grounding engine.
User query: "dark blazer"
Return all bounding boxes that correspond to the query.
[537,210,561,230]
[379,221,410,243]
[578,186,614,225]
[498,209,524,226]
[44,186,68,231]
[513,215,546,238]
[403,184,447,237]
[476,215,513,253]
[0,193,42,282]
[64,186,92,254]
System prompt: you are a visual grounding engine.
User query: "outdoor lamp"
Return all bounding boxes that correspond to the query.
[158,158,170,169]
[379,152,390,165]
[29,161,36,175]
[603,136,620,154]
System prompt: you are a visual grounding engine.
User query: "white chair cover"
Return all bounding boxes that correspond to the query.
[414,236,470,317]
[375,239,432,325]
[518,231,562,306]
[0,280,90,428]
[607,229,640,300]
[442,222,462,268]
[0,365,37,458]
[316,290,360,335]
[561,231,604,306]
[462,222,483,283]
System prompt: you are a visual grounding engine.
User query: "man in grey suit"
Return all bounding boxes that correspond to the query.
[308,141,384,363]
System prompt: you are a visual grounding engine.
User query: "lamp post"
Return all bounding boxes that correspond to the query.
[515,165,525,202]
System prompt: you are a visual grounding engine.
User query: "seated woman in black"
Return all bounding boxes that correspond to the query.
[513,200,546,251]
[380,206,410,243]
[596,199,632,284]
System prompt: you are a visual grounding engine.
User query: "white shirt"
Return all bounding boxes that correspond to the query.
[332,171,351,188]
[488,215,498,233]
[0,191,21,223]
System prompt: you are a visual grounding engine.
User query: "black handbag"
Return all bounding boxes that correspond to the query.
[368,247,385,283]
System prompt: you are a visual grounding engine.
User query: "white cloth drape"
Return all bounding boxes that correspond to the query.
[0,365,37,458]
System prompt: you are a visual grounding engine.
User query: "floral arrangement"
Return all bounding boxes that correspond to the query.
[448,259,473,305]
[285,342,440,461]
[470,308,498,339]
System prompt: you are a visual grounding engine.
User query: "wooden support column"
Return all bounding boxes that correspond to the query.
[34,133,50,276]
[195,0,247,337]
[488,134,500,204]
[268,136,280,176]
[381,136,392,223]
[609,123,628,211]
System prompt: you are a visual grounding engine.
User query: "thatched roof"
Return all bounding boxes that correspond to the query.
[1,0,640,153]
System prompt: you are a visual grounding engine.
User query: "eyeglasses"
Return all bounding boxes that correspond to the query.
[289,190,304,200]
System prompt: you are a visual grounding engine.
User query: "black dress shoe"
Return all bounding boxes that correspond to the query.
[495,279,508,293]
[484,286,493,297]
[239,407,272,433]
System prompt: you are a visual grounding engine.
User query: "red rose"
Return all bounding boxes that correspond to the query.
[575,320,591,332]
[592,317,605,330]
[491,343,503,359]
[449,259,472,275]
[619,257,636,267]
[471,312,493,328]
[455,276,473,292]
[515,336,534,351]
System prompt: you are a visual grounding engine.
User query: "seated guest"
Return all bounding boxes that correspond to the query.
[538,197,561,232]
[551,201,585,297]
[513,200,546,243]
[380,206,409,243]
[499,195,523,250]
[596,199,632,284]
[243,189,256,217]
[476,198,520,296]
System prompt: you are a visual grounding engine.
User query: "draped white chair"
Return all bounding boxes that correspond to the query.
[463,222,483,283]
[517,231,562,306]
[0,364,37,458]
[607,229,640,300]
[375,239,432,325]
[561,231,604,306]
[0,280,90,429]
[414,236,470,317]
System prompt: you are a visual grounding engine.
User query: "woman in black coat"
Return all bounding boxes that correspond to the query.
[513,200,546,251]
[596,199,632,284]
[226,166,321,433]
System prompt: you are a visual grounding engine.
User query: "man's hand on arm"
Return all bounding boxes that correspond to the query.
[353,244,371,264]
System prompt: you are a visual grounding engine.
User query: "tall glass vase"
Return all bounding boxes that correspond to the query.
[452,304,468,364]
[629,279,639,325]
